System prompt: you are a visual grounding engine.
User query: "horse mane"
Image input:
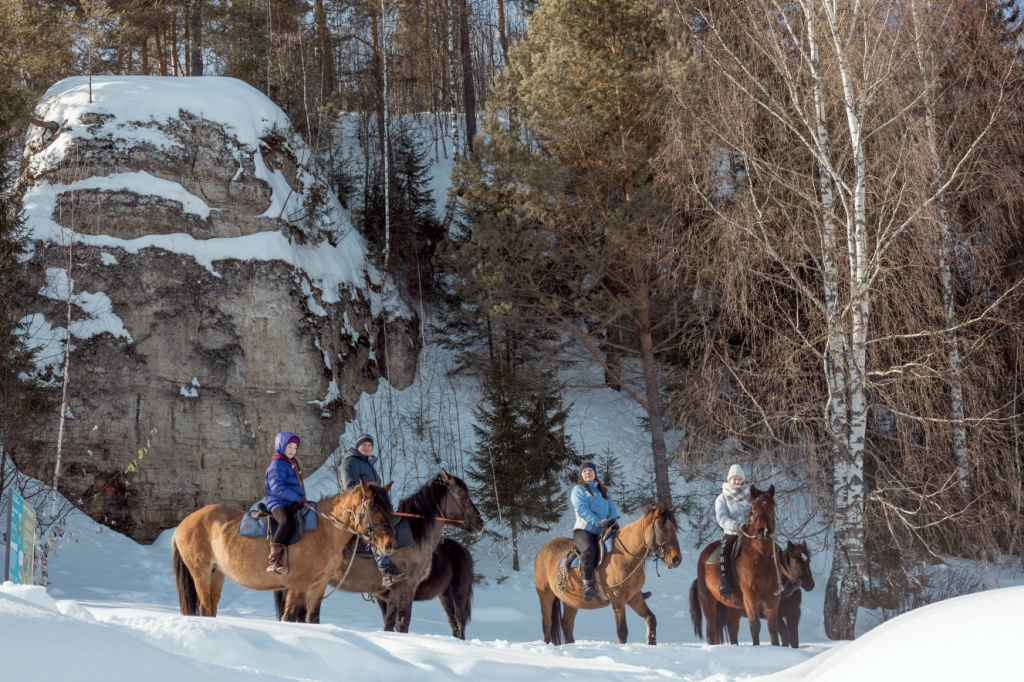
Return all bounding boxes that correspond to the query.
[367,482,395,517]
[642,503,679,530]
[398,472,462,543]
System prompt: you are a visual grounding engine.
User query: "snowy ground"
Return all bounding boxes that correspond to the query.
[3,501,1022,681]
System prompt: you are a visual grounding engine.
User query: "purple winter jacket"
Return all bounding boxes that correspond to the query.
[265,431,306,511]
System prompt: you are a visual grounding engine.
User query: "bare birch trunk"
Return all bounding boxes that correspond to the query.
[911,1,969,495]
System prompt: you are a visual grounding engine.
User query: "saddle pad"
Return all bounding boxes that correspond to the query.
[345,517,414,556]
[706,545,722,565]
[237,500,318,544]
[561,536,615,570]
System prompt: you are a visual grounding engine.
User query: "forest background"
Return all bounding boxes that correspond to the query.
[3,0,1024,641]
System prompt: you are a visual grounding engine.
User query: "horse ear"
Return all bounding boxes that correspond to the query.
[749,484,760,498]
[384,481,393,493]
[669,505,677,514]
[787,540,795,551]
[439,468,451,482]
[768,484,775,497]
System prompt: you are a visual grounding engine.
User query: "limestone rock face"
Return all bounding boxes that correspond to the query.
[15,76,419,542]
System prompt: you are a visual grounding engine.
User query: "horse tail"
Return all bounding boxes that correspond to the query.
[689,579,704,640]
[549,597,565,646]
[172,537,199,616]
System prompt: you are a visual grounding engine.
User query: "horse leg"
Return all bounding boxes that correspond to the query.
[537,588,553,643]
[611,603,629,644]
[726,607,741,645]
[626,593,657,645]
[281,590,309,623]
[764,605,781,646]
[438,593,462,639]
[206,571,225,618]
[743,596,761,646]
[561,603,579,645]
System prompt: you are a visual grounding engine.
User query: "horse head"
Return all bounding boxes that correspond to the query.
[436,469,486,535]
[643,504,683,569]
[747,484,776,541]
[358,480,398,556]
[785,540,815,591]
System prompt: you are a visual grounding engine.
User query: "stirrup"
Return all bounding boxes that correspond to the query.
[381,570,407,588]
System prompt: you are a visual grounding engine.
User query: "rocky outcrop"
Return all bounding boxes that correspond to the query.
[14,76,419,542]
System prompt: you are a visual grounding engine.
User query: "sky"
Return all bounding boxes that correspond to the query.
[4,75,1024,681]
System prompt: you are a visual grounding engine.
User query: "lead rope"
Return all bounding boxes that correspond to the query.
[604,520,655,591]
[772,540,784,595]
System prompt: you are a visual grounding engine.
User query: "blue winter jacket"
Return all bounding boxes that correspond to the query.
[572,482,618,535]
[265,431,306,511]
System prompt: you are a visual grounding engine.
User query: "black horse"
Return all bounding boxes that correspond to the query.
[376,537,475,639]
[275,470,484,632]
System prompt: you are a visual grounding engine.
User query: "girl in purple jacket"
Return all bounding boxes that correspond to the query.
[265,431,307,574]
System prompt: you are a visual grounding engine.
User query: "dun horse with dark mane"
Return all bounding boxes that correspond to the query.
[690,484,783,646]
[275,470,484,632]
[533,505,682,645]
[172,481,397,623]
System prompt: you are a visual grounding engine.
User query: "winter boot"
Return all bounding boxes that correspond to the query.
[267,543,288,574]
[583,579,597,602]
[380,564,407,588]
[719,534,737,600]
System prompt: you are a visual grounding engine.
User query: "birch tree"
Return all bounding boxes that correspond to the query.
[666,0,1023,638]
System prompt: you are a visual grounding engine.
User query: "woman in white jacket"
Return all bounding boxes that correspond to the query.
[714,464,750,600]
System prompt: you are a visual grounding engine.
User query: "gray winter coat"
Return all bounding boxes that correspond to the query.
[339,448,382,490]
[715,484,750,536]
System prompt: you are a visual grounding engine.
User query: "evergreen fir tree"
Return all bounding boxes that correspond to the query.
[467,358,576,571]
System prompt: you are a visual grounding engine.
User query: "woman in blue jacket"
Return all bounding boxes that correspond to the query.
[571,461,618,601]
[265,431,307,574]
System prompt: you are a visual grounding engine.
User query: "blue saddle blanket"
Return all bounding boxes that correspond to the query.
[237,500,318,545]
[562,536,614,570]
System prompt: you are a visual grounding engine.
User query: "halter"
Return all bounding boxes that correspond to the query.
[315,490,392,546]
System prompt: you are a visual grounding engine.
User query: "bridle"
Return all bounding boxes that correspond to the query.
[616,512,678,563]
[741,496,776,542]
[315,490,394,547]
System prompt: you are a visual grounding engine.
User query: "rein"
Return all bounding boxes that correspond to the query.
[393,511,466,524]
[314,495,389,544]
[605,515,675,590]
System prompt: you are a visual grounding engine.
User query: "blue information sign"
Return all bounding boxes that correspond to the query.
[5,490,37,584]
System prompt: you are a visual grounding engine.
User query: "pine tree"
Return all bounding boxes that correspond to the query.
[467,358,576,571]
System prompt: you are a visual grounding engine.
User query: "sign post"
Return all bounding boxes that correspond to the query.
[4,490,37,584]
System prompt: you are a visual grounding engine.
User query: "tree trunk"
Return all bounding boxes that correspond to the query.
[458,0,476,150]
[313,0,337,98]
[911,1,969,495]
[496,0,509,65]
[189,0,203,77]
[639,326,671,506]
[512,523,520,571]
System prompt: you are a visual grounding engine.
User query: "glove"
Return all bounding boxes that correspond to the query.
[598,518,613,529]
[299,497,308,505]
[740,522,749,533]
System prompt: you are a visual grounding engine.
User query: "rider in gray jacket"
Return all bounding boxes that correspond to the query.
[338,434,406,587]
[715,463,751,600]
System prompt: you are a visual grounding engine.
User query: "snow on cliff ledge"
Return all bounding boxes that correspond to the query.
[21,75,407,317]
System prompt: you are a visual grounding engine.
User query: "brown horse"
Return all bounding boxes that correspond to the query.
[690,485,782,646]
[275,470,485,631]
[376,537,475,639]
[534,504,682,646]
[694,539,815,647]
[173,481,397,623]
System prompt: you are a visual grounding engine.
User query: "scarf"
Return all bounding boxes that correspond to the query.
[722,481,747,506]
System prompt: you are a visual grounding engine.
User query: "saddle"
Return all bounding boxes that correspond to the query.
[237,500,318,546]
[342,516,415,557]
[560,532,616,572]
[704,535,744,565]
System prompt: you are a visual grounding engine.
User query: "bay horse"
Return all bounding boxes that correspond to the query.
[693,540,815,647]
[275,469,484,631]
[690,484,781,646]
[172,481,396,623]
[534,504,682,645]
[375,537,474,639]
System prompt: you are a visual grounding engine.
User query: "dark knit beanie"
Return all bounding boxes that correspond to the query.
[354,434,374,448]
[580,461,597,476]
